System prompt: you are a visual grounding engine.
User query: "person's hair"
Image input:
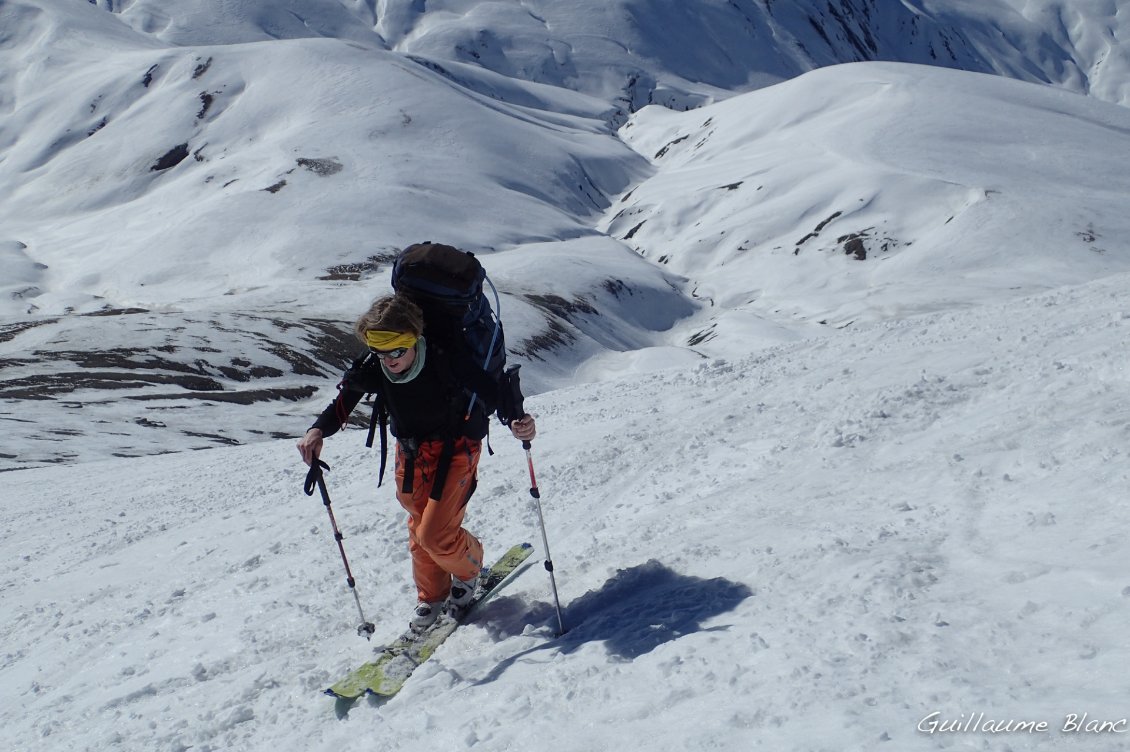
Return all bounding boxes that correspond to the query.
[354,294,424,344]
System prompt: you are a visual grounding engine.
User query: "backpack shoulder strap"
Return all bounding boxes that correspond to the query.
[365,392,392,488]
[354,355,391,487]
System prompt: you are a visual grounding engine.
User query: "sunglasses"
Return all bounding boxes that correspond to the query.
[371,346,411,360]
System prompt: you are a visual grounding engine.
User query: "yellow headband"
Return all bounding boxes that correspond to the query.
[364,330,418,351]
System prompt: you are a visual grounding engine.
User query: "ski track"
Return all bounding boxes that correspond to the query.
[2,274,1129,751]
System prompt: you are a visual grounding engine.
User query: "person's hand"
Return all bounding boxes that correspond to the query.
[509,415,536,442]
[296,428,324,466]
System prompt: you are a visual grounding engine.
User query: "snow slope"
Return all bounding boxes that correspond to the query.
[606,61,1130,352]
[3,271,1129,751]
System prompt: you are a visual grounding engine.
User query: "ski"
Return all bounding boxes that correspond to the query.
[325,542,534,700]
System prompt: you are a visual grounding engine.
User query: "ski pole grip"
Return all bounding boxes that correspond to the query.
[502,364,525,424]
[303,459,331,496]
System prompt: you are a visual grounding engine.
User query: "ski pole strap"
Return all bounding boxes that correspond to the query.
[303,459,331,496]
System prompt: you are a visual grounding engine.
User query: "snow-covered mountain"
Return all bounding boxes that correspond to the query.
[3,0,1129,469]
[90,0,1130,115]
[2,3,1130,750]
[608,61,1130,351]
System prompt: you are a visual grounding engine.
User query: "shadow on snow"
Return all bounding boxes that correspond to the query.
[468,559,754,686]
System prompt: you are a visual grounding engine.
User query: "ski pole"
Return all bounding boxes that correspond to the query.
[501,364,565,633]
[523,439,567,636]
[303,459,376,640]
[503,363,566,636]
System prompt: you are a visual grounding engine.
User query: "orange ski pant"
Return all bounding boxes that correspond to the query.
[394,437,484,603]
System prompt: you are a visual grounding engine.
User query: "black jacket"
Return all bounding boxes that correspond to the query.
[311,340,497,443]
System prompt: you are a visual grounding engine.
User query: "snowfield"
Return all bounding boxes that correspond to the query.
[3,1,1130,751]
[4,271,1129,751]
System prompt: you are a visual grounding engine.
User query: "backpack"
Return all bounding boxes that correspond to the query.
[359,243,514,501]
[391,242,506,417]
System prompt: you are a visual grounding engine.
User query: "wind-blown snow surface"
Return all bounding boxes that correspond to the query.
[4,272,1130,751]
